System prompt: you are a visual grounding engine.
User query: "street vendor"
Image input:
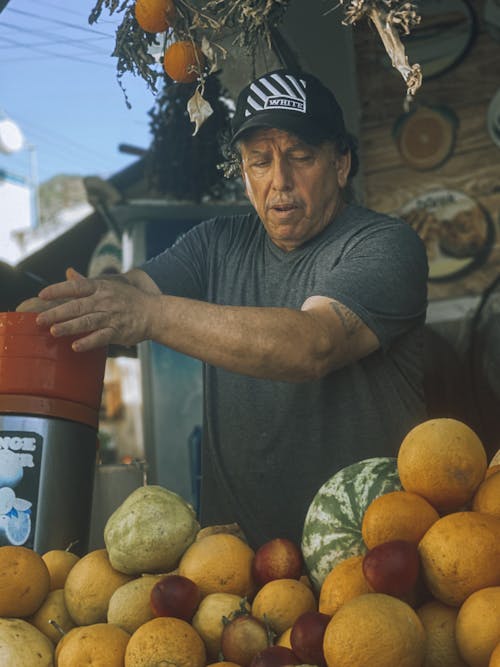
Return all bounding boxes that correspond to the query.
[18,68,428,548]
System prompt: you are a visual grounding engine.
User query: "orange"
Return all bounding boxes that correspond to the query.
[473,471,500,518]
[276,626,292,648]
[57,623,129,667]
[0,618,54,665]
[178,533,255,598]
[397,418,487,513]
[490,641,500,667]
[418,511,500,606]
[322,593,426,667]
[0,545,50,617]
[191,592,249,659]
[30,588,75,644]
[251,578,316,636]
[361,490,439,548]
[163,40,205,83]
[125,616,206,667]
[42,548,79,590]
[416,599,467,667]
[319,554,373,616]
[107,574,163,635]
[134,0,176,33]
[455,586,500,667]
[63,548,134,625]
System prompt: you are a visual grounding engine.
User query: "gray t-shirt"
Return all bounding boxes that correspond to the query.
[142,204,428,547]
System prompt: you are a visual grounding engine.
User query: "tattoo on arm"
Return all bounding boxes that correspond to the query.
[329,300,363,339]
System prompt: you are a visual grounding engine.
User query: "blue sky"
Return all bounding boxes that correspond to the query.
[0,0,157,185]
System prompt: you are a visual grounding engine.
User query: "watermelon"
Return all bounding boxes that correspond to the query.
[301,457,401,592]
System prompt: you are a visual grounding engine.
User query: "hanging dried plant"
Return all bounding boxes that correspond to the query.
[89,0,423,131]
[178,0,291,51]
[326,0,422,97]
[89,1,164,106]
[146,72,244,201]
[89,0,291,97]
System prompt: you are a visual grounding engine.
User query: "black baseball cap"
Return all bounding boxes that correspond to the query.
[230,68,347,147]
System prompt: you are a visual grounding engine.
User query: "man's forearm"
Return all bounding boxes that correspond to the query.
[149,294,332,382]
[28,269,377,375]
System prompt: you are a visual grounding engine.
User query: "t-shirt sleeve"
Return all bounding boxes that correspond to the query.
[314,218,429,349]
[139,220,213,299]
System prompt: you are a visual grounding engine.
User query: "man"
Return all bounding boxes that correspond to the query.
[19,69,428,547]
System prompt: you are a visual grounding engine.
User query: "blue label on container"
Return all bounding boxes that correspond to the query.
[0,431,42,548]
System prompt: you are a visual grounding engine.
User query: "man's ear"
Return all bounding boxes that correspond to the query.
[336,151,351,188]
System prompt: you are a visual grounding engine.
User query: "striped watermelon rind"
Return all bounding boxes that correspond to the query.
[301,457,401,592]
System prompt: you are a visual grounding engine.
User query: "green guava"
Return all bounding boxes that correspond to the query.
[104,485,199,575]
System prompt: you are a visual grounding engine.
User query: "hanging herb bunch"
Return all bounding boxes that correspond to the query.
[89,0,292,129]
[146,72,244,201]
[326,0,423,98]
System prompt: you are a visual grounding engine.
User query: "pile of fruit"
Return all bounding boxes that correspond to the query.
[0,417,499,667]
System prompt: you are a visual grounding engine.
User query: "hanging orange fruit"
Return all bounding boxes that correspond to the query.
[134,0,176,34]
[163,40,205,84]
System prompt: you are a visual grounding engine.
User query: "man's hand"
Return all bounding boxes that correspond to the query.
[18,267,157,352]
[16,296,59,313]
[16,268,84,314]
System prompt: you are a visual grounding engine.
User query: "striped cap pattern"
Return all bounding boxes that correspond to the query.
[245,72,307,117]
[231,68,347,146]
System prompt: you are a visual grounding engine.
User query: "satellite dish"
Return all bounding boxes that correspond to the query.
[0,119,24,154]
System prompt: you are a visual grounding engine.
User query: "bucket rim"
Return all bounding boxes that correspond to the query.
[0,394,99,429]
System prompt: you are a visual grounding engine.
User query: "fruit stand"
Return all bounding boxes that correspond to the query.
[2,1,500,665]
[1,403,500,665]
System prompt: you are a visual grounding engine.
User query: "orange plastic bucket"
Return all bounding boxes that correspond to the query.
[0,312,107,410]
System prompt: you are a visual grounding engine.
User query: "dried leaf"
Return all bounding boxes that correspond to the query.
[201,35,214,60]
[187,88,214,135]
[201,35,219,74]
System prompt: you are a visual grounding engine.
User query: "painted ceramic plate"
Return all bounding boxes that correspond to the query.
[399,189,494,281]
[487,87,500,148]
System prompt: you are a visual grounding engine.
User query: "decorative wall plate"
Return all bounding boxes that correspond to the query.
[484,0,500,41]
[398,189,495,282]
[394,105,457,171]
[487,87,500,148]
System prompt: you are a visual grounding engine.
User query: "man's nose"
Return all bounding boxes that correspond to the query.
[271,157,293,190]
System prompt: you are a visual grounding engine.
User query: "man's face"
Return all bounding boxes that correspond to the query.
[239,128,351,252]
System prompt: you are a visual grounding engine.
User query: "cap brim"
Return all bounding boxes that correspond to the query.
[230,111,328,147]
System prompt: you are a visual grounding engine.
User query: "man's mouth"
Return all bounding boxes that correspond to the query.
[270,202,297,212]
